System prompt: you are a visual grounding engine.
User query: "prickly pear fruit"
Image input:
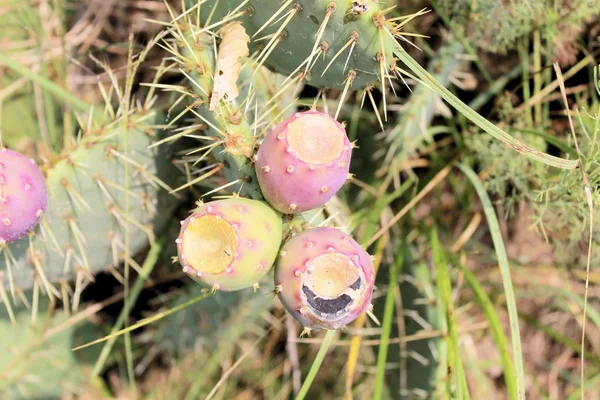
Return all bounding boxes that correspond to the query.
[255,111,351,214]
[0,148,47,243]
[177,197,283,291]
[275,227,374,330]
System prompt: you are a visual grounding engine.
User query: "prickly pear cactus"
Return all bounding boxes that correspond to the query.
[199,0,398,89]
[161,4,374,325]
[0,149,48,243]
[0,298,103,399]
[255,110,353,213]
[0,108,181,297]
[176,197,283,291]
[275,227,375,330]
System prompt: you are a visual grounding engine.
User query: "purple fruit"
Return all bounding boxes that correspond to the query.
[255,110,352,214]
[0,148,47,244]
[275,227,375,330]
[176,197,283,291]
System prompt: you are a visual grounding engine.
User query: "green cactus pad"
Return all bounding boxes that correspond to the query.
[0,110,181,293]
[0,298,103,399]
[200,0,398,89]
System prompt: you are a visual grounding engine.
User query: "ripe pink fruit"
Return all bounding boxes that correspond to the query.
[275,227,375,330]
[0,148,47,243]
[255,110,352,214]
[176,197,283,291]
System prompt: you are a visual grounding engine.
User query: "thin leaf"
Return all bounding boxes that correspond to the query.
[373,242,405,399]
[458,263,518,399]
[458,163,525,399]
[432,228,468,399]
[72,289,215,351]
[393,43,578,170]
[296,330,335,400]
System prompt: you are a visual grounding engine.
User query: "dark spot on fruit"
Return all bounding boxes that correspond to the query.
[303,285,352,314]
[310,15,319,25]
[219,70,224,76]
[349,277,361,290]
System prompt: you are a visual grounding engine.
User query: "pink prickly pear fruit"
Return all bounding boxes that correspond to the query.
[255,110,352,214]
[275,227,375,330]
[0,148,47,244]
[176,197,283,291]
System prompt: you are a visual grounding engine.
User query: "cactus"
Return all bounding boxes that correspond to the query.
[199,0,400,90]
[0,298,103,399]
[0,107,182,300]
[255,110,352,213]
[176,197,283,291]
[275,227,374,330]
[0,149,47,243]
[170,22,287,200]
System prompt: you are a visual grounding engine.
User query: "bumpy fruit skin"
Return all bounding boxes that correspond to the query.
[275,227,374,330]
[255,111,351,214]
[177,197,283,291]
[0,148,47,243]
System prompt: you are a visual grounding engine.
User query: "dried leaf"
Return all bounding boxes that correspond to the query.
[210,22,250,110]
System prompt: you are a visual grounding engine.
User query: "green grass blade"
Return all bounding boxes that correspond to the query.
[458,263,518,399]
[432,228,468,399]
[90,237,165,377]
[373,242,405,400]
[458,163,525,399]
[295,330,335,400]
[72,289,215,351]
[393,43,578,170]
[0,52,93,115]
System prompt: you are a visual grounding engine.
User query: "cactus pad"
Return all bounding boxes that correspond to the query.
[275,227,374,329]
[176,197,283,291]
[201,0,398,89]
[0,110,180,293]
[255,110,352,213]
[0,149,47,243]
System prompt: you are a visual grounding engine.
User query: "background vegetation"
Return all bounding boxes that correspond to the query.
[0,0,599,399]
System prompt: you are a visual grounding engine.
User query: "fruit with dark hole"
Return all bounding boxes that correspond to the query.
[275,227,374,329]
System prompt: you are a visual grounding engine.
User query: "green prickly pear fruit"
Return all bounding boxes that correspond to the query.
[255,110,352,214]
[201,0,398,89]
[176,197,283,291]
[0,148,47,243]
[275,227,374,330]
